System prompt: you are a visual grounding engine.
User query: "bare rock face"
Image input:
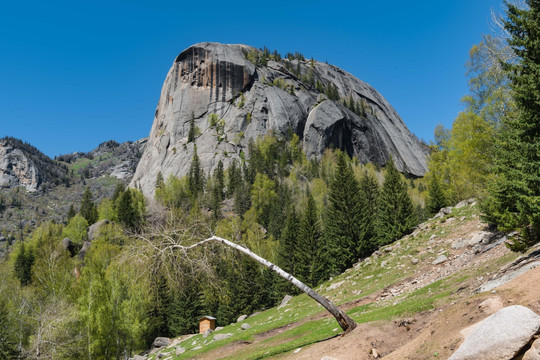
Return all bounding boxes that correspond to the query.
[131,42,428,197]
[0,139,41,191]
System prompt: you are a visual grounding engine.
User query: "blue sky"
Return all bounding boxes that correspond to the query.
[0,0,504,157]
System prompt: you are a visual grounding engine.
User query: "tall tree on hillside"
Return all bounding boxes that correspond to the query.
[296,191,323,287]
[80,187,98,225]
[427,174,448,215]
[483,0,540,247]
[276,208,300,277]
[14,242,34,286]
[188,146,204,198]
[376,157,416,246]
[323,152,364,273]
[358,171,380,256]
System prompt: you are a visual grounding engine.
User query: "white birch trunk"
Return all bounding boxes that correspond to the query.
[184,236,358,333]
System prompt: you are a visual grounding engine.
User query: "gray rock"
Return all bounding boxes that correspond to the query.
[215,326,224,331]
[523,338,540,360]
[78,241,92,260]
[432,255,448,265]
[278,295,293,309]
[60,238,75,256]
[152,337,171,348]
[88,219,110,240]
[213,333,233,341]
[240,323,251,330]
[202,329,213,338]
[192,346,202,350]
[132,355,146,360]
[130,42,428,197]
[175,347,186,356]
[321,357,338,360]
[249,311,261,318]
[411,258,419,265]
[449,305,540,360]
[237,314,247,322]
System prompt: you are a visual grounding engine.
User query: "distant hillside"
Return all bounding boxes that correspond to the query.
[0,136,70,191]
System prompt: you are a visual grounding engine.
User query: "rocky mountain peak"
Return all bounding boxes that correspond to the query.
[131,42,428,197]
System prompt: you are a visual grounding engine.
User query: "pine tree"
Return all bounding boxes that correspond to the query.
[117,189,137,229]
[276,208,299,276]
[14,242,34,286]
[483,0,540,246]
[188,112,197,143]
[188,146,204,198]
[296,191,323,287]
[358,171,380,256]
[376,157,417,246]
[155,171,165,191]
[323,152,364,273]
[426,174,448,215]
[215,160,224,201]
[80,187,98,224]
[0,299,19,359]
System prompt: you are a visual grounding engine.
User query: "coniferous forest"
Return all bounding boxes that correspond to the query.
[0,1,539,358]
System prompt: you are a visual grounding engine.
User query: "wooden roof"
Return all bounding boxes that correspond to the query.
[199,316,217,321]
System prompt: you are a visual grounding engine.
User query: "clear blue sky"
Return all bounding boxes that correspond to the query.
[0,0,504,157]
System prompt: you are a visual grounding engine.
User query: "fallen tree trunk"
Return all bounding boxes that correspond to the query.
[180,235,357,333]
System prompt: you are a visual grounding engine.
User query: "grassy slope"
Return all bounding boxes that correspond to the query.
[147,203,520,360]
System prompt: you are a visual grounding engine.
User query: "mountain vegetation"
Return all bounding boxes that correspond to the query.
[0,1,538,359]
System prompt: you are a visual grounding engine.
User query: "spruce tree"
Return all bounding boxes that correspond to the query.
[323,152,364,273]
[14,242,34,286]
[155,171,165,191]
[117,189,137,230]
[188,146,204,198]
[80,186,98,225]
[377,157,417,246]
[426,174,448,215]
[296,191,323,287]
[358,170,380,256]
[483,0,540,246]
[214,160,224,201]
[276,208,299,277]
[188,112,196,143]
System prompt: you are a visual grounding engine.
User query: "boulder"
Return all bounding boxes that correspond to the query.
[237,315,247,322]
[203,329,213,338]
[411,258,419,265]
[60,237,76,256]
[132,355,146,360]
[88,219,110,241]
[213,333,233,341]
[432,255,448,265]
[523,338,540,360]
[449,305,540,360]
[78,241,92,260]
[152,337,171,348]
[278,295,293,309]
[175,347,186,356]
[240,323,251,330]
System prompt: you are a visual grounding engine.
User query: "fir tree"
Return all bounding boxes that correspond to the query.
[426,174,448,215]
[80,186,98,225]
[323,152,364,273]
[188,146,204,198]
[214,160,225,201]
[276,208,299,276]
[376,157,417,246]
[188,112,197,143]
[358,170,380,256]
[296,191,323,287]
[155,171,165,191]
[117,189,137,230]
[483,0,540,247]
[14,242,34,286]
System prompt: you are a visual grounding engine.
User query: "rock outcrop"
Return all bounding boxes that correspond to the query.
[131,42,428,197]
[449,305,540,360]
[0,137,69,191]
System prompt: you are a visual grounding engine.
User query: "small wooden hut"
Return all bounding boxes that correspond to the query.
[199,316,217,334]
